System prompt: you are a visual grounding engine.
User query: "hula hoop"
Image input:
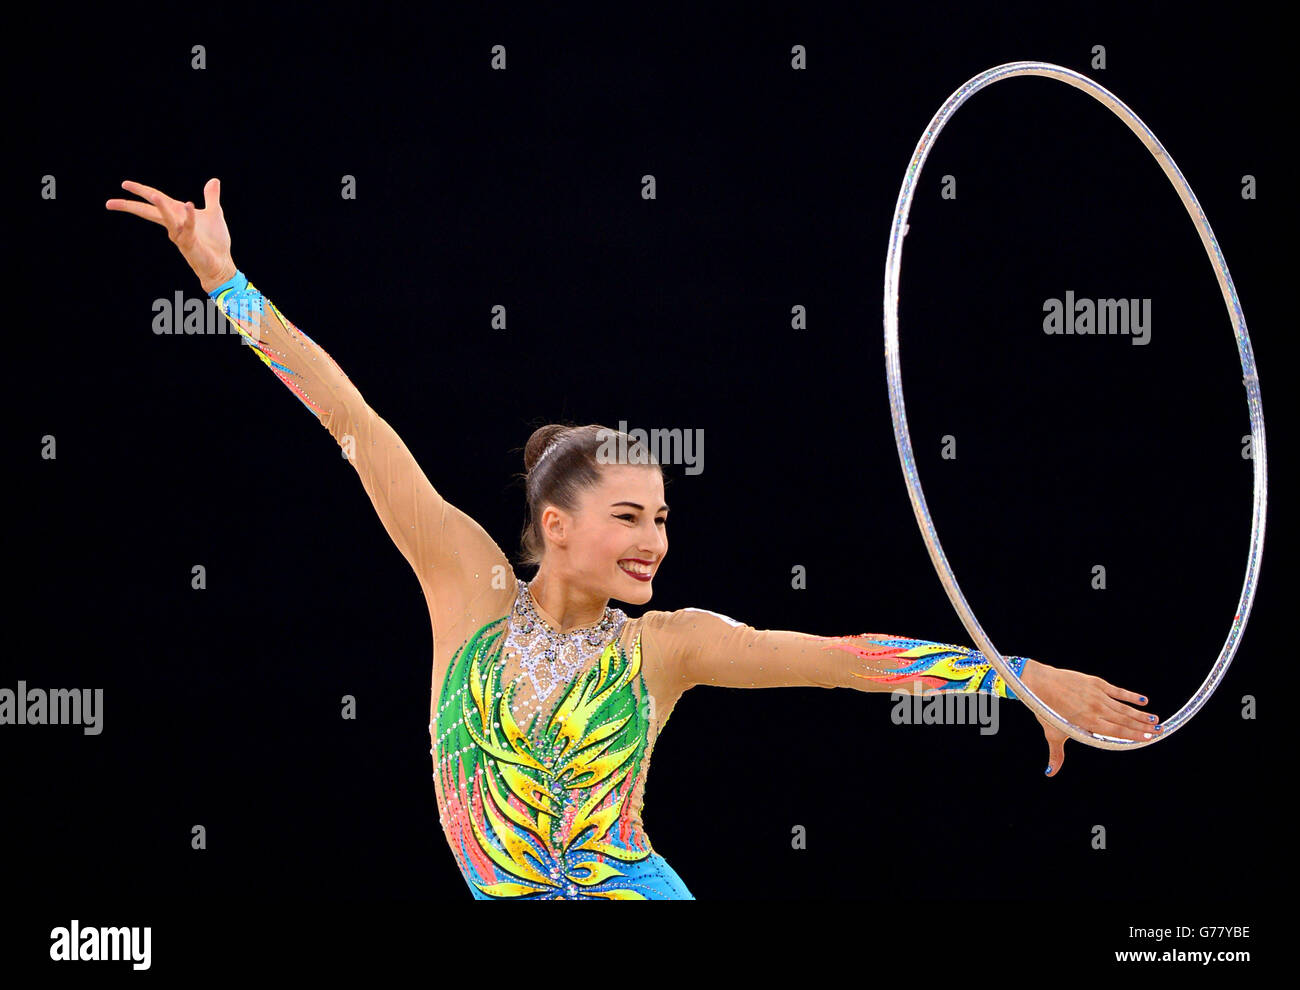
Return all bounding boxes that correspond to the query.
[883,61,1266,750]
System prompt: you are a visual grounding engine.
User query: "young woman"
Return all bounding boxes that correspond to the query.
[106,178,1162,900]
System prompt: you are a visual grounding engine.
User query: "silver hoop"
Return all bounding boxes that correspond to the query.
[882,61,1267,750]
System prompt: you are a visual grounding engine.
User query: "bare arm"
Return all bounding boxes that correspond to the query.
[107,178,517,628]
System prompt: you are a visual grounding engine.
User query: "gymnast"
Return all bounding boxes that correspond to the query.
[106,177,1162,899]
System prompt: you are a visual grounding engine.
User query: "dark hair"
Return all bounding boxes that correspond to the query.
[513,422,666,569]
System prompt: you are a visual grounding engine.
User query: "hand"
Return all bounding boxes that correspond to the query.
[1018,660,1160,777]
[106,178,237,292]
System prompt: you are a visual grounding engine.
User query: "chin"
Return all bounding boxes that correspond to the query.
[614,572,655,603]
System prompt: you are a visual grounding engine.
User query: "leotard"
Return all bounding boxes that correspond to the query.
[206,271,1029,900]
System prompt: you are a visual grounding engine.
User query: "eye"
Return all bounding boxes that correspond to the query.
[614,514,668,525]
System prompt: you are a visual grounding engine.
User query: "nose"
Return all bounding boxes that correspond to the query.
[640,529,667,557]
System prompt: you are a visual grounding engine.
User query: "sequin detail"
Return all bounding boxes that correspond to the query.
[506,578,627,703]
[208,270,347,417]
[818,634,1028,699]
[432,610,664,899]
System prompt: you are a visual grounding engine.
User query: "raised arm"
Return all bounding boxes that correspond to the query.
[205,270,516,624]
[107,178,516,628]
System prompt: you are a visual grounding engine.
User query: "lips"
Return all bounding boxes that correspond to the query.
[618,559,654,581]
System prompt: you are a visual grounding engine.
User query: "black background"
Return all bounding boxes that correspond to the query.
[8,0,1283,974]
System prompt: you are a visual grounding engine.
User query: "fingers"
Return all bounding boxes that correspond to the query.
[202,177,221,212]
[1100,695,1162,735]
[1044,734,1065,777]
[174,202,197,245]
[104,198,167,226]
[1089,711,1161,742]
[120,179,175,206]
[110,180,184,232]
[1036,695,1161,746]
[1100,681,1147,706]
[1045,703,1161,743]
[1095,679,1162,738]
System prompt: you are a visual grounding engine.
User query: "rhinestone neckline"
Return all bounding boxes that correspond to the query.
[516,578,621,640]
[508,579,628,702]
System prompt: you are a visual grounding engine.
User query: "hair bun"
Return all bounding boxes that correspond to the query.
[523,424,570,472]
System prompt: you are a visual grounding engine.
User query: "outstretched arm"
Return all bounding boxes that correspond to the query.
[642,606,1161,774]
[645,607,1027,696]
[107,178,516,629]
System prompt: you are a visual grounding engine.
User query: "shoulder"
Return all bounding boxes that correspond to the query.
[635,606,751,649]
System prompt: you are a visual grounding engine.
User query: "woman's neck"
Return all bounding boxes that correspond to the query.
[528,571,608,633]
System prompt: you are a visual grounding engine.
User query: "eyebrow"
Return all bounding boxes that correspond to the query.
[610,501,670,512]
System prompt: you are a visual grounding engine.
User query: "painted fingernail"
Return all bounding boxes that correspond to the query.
[1148,715,1157,721]
[1045,766,1052,775]
[1139,696,1147,703]
[1143,732,1152,739]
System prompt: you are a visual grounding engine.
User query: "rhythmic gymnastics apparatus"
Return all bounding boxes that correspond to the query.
[106,178,1162,901]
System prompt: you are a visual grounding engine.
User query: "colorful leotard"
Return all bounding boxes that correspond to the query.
[206,271,1030,900]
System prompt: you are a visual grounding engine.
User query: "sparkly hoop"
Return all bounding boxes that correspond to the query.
[883,61,1267,750]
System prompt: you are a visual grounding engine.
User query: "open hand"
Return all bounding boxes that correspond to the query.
[106,178,237,292]
[1020,661,1160,776]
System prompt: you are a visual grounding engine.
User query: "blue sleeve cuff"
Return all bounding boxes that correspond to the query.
[1003,655,1027,700]
[207,270,247,298]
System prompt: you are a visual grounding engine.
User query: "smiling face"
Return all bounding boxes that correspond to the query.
[536,463,668,605]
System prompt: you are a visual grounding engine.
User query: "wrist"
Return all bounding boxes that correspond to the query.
[201,260,239,295]
[1019,658,1047,693]
[986,655,1031,700]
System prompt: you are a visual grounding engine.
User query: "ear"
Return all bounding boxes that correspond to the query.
[539,504,569,546]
